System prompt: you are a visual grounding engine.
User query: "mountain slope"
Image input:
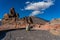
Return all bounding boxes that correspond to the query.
[24,16,49,25]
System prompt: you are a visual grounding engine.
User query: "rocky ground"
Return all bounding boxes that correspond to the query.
[0,29,60,40]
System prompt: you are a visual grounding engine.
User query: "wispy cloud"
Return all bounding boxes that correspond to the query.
[24,0,54,16]
[29,11,44,16]
[25,1,30,4]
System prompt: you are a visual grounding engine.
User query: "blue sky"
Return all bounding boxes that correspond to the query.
[0,0,60,21]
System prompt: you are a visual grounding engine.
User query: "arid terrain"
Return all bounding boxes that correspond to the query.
[0,8,60,40]
[0,29,60,40]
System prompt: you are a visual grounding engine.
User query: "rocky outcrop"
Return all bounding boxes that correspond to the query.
[31,18,60,36]
[50,18,60,25]
[0,8,33,31]
[2,8,19,25]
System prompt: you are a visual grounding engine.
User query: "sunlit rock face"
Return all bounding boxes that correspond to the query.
[0,8,34,30]
[0,8,49,31]
[32,18,60,31]
[40,18,60,31]
[2,8,19,25]
[1,8,34,26]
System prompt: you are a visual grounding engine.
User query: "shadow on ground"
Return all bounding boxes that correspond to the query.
[0,29,25,40]
[0,31,7,40]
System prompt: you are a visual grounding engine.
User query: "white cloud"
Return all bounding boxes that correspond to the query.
[29,11,40,16]
[25,1,30,4]
[25,2,54,10]
[25,0,54,16]
[29,11,44,16]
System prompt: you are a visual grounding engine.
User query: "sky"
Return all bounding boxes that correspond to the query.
[0,0,60,21]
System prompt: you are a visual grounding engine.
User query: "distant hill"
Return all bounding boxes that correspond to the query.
[23,16,49,25]
[50,18,60,24]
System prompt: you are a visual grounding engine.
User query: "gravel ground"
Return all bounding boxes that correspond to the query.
[0,29,60,40]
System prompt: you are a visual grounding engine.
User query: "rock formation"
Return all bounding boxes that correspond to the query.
[50,18,60,25]
[1,8,60,36]
[2,8,19,25]
[0,8,35,31]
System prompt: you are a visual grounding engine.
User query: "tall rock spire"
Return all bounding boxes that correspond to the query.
[2,8,19,25]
